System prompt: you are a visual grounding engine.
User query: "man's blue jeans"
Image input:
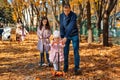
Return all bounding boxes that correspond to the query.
[64,35,80,71]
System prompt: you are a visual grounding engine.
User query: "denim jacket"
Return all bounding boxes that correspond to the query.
[60,11,78,38]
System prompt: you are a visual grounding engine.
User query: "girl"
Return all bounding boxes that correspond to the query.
[37,16,51,67]
[16,23,28,41]
[49,30,64,75]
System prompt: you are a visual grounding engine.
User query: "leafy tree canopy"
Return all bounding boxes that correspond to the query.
[0,0,14,23]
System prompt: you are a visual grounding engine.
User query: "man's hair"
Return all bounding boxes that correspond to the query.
[63,3,71,8]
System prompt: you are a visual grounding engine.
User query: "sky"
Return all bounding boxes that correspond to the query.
[7,0,12,4]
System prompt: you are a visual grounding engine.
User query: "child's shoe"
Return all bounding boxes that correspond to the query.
[56,71,64,76]
[38,64,43,67]
[42,63,47,66]
[52,71,57,76]
[48,63,53,67]
[38,63,44,67]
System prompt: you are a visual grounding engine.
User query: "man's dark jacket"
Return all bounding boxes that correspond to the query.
[60,11,78,38]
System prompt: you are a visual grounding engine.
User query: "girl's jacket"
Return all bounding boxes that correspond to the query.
[37,26,51,52]
[49,41,64,63]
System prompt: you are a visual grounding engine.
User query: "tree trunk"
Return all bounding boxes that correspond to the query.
[77,3,82,40]
[30,3,34,31]
[22,10,27,26]
[96,15,102,41]
[52,8,56,31]
[103,11,109,46]
[65,0,69,4]
[43,1,47,17]
[86,0,92,43]
[50,0,60,31]
[102,0,117,46]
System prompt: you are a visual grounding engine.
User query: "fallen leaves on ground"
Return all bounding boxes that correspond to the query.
[0,33,120,80]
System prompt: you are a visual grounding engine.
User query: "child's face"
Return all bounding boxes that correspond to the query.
[54,37,60,42]
[42,19,47,26]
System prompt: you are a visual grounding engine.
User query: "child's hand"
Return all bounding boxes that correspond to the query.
[51,41,55,46]
[51,41,58,46]
[52,41,57,44]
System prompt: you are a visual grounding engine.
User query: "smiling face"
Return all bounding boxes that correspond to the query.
[63,7,71,16]
[42,19,47,26]
[63,4,71,16]
[54,37,60,42]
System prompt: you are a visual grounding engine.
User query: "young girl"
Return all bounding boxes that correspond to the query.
[49,30,64,75]
[37,16,51,67]
[16,23,28,41]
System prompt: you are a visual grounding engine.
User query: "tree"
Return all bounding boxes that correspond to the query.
[62,0,69,6]
[11,0,25,23]
[103,0,117,46]
[49,0,60,31]
[93,0,103,37]
[92,0,117,46]
[0,0,14,23]
[86,0,92,43]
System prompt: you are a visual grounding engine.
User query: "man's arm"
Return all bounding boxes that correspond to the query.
[60,14,65,38]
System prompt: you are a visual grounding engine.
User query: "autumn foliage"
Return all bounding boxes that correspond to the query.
[0,33,120,79]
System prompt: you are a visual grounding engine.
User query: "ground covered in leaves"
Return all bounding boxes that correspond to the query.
[0,33,120,80]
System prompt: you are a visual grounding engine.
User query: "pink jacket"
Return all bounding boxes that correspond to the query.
[49,41,64,63]
[37,26,51,52]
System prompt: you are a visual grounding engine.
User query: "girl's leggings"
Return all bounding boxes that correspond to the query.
[53,63,60,71]
[40,52,50,65]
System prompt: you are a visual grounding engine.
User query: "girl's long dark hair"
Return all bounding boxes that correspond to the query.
[39,16,50,30]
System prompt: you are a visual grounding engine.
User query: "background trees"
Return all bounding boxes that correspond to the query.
[4,0,119,46]
[0,0,13,23]
[102,0,117,46]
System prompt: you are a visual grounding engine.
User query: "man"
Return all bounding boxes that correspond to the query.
[60,3,81,75]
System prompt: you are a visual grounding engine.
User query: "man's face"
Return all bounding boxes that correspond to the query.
[63,7,71,16]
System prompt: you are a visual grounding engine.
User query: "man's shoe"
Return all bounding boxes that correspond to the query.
[74,70,82,75]
[63,70,68,73]
[63,68,68,72]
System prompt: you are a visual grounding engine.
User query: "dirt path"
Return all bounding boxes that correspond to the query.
[0,34,120,80]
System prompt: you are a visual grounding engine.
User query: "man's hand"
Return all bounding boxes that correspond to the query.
[62,37,67,44]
